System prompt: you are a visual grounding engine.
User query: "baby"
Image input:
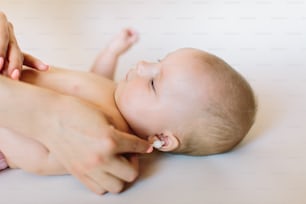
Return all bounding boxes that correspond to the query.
[0,28,256,175]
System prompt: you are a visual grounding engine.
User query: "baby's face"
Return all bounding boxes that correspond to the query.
[115,48,209,139]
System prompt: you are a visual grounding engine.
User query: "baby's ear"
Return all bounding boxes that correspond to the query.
[149,131,179,152]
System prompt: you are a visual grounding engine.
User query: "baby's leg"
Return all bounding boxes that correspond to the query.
[0,128,67,175]
[90,28,138,80]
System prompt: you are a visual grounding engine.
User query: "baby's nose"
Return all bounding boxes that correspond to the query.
[136,61,159,77]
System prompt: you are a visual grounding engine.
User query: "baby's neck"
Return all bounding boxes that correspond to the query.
[107,85,132,133]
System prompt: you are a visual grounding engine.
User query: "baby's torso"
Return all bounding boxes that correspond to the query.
[21,67,131,133]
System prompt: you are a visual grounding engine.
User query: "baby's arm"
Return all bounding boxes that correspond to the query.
[90,28,138,80]
[0,128,66,175]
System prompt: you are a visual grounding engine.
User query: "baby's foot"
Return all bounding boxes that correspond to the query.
[107,28,139,55]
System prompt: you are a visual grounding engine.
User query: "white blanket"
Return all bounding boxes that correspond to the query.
[1,1,305,203]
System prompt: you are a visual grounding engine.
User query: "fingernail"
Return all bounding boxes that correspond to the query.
[11,69,20,80]
[39,63,49,70]
[0,57,3,70]
[146,146,153,153]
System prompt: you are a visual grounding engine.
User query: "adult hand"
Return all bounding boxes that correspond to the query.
[40,96,152,194]
[0,74,152,194]
[0,11,48,80]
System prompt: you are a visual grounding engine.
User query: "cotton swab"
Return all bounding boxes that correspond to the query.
[152,139,165,149]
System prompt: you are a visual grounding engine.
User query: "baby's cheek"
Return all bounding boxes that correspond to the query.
[117,86,137,111]
[124,82,144,100]
[118,80,151,115]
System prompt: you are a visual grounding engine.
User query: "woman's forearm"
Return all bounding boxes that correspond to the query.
[0,75,62,142]
[0,74,152,194]
[0,12,151,194]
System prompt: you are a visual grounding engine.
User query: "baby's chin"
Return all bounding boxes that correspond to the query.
[113,80,134,125]
[113,82,125,117]
[114,80,124,104]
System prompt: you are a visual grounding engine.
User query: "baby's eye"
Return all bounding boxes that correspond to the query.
[151,79,156,92]
[157,59,161,62]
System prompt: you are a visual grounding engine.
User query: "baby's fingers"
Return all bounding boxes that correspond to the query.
[125,28,139,43]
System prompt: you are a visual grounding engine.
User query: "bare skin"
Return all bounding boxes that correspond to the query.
[0,12,151,194]
[0,28,140,175]
[0,12,48,79]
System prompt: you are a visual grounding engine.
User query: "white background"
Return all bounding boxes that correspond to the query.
[0,0,305,203]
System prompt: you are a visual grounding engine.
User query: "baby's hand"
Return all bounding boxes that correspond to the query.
[107,28,139,55]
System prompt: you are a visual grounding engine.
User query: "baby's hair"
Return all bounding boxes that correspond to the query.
[173,50,257,156]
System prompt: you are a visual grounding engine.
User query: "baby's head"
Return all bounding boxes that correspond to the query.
[115,48,256,156]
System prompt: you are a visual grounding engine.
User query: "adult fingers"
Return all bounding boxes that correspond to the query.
[0,57,4,71]
[80,176,107,195]
[112,129,152,154]
[129,154,139,173]
[5,42,23,79]
[7,19,48,72]
[4,21,23,79]
[86,168,125,194]
[0,12,9,70]
[104,155,139,183]
[79,174,107,195]
[23,52,49,71]
[1,60,9,76]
